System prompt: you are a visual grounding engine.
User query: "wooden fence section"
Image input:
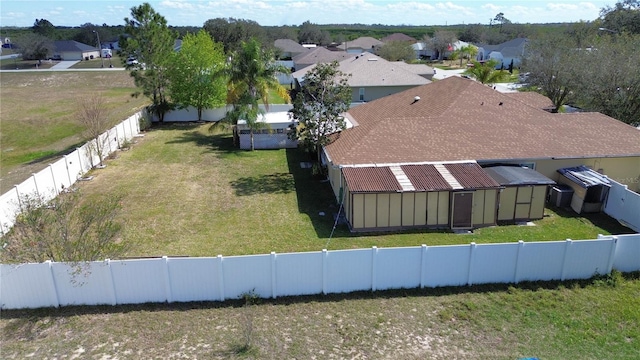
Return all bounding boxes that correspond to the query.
[0,112,143,234]
[2,234,639,310]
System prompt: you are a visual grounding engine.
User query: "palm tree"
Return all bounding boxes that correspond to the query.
[453,45,479,68]
[226,38,291,150]
[463,60,509,85]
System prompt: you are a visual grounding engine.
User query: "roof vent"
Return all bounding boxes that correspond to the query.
[411,96,420,104]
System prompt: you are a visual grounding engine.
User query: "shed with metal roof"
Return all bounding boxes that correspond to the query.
[340,161,501,231]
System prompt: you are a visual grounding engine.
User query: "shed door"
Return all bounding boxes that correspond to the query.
[451,192,473,229]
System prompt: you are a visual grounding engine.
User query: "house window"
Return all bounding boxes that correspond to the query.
[239,130,250,134]
[359,88,365,101]
[276,128,284,134]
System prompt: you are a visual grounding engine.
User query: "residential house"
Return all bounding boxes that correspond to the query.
[321,77,640,231]
[292,52,431,103]
[339,36,383,54]
[391,61,435,80]
[274,39,309,60]
[292,46,351,71]
[476,38,528,69]
[53,40,99,61]
[381,33,417,43]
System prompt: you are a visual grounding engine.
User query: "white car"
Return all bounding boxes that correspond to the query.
[126,56,138,65]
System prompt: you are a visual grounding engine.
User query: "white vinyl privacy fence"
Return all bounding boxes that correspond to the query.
[2,234,639,309]
[0,111,143,234]
[604,179,640,232]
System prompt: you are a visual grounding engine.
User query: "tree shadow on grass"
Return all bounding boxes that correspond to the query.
[157,122,248,159]
[230,173,295,196]
[285,148,353,239]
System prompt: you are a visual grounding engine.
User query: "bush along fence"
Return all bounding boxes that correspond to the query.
[0,111,144,235]
[1,234,639,310]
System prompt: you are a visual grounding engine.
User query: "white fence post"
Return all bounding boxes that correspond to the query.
[561,239,573,281]
[606,236,618,274]
[371,246,378,292]
[76,148,83,176]
[104,259,117,306]
[63,155,73,187]
[31,174,40,198]
[163,256,172,303]
[46,260,61,308]
[271,252,277,299]
[467,242,476,286]
[420,244,427,288]
[217,255,225,301]
[514,240,524,283]
[322,249,328,295]
[48,164,58,196]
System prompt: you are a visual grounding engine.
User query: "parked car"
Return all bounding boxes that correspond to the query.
[126,56,138,65]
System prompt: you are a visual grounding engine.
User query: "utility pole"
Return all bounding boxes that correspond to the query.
[93,30,104,68]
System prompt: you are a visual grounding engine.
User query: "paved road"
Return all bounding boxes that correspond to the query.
[0,53,20,60]
[0,67,126,72]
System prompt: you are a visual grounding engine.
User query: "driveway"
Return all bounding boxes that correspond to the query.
[51,61,80,69]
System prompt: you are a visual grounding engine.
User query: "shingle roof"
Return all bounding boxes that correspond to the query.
[293,47,351,68]
[54,40,97,52]
[391,61,434,77]
[381,33,417,43]
[341,36,383,50]
[293,52,430,87]
[274,39,308,54]
[324,76,640,166]
[505,92,555,110]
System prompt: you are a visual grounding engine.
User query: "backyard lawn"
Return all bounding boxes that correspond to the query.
[73,122,632,258]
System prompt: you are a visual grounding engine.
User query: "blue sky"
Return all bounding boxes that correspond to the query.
[0,0,612,27]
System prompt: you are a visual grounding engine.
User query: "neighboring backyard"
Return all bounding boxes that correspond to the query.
[0,71,149,194]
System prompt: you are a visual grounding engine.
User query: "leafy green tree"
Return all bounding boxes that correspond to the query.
[120,2,177,123]
[203,17,266,53]
[14,32,54,60]
[227,38,291,150]
[32,18,56,38]
[521,35,579,112]
[298,21,331,45]
[168,30,227,122]
[574,34,640,126]
[463,60,510,85]
[289,61,352,163]
[0,192,124,264]
[452,44,478,67]
[424,30,457,61]
[600,0,640,34]
[493,13,511,32]
[377,41,416,61]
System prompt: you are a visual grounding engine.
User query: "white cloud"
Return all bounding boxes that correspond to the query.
[160,0,195,10]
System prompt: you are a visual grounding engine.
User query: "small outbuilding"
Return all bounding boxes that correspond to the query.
[483,166,556,222]
[340,162,501,231]
[237,112,297,150]
[557,166,611,214]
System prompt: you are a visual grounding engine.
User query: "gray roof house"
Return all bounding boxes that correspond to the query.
[274,39,308,60]
[476,38,528,69]
[391,61,435,80]
[339,36,383,54]
[53,40,100,61]
[292,52,430,103]
[292,47,351,71]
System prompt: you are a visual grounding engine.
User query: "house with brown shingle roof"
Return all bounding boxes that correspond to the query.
[293,52,430,103]
[320,76,640,231]
[381,33,417,43]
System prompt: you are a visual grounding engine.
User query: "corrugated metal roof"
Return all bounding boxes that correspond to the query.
[401,164,452,191]
[343,167,401,192]
[484,166,556,186]
[444,163,501,189]
[557,166,611,188]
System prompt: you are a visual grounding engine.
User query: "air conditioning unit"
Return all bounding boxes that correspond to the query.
[549,184,574,208]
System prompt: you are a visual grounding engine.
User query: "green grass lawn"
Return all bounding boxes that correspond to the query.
[74,123,632,258]
[70,56,125,69]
